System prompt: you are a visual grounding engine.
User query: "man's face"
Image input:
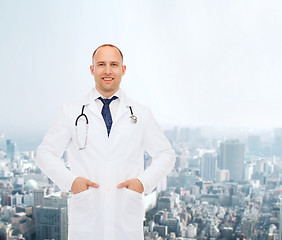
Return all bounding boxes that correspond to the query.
[90,46,126,98]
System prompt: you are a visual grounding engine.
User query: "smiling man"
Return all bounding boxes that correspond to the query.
[90,45,125,98]
[36,44,175,240]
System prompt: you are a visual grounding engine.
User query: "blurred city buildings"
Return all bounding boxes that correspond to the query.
[1,127,282,239]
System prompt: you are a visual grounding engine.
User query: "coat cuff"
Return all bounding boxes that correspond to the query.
[136,176,153,195]
[63,173,80,193]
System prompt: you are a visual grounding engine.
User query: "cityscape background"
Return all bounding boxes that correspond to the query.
[1,0,282,239]
[2,127,282,239]
[1,0,282,150]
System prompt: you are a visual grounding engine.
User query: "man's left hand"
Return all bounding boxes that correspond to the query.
[117,178,144,194]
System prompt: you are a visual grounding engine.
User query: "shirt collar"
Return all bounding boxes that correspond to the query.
[82,87,134,106]
[93,88,121,100]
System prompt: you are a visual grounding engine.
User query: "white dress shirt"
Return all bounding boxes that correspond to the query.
[92,88,121,120]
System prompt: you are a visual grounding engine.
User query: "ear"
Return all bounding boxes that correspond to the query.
[90,65,94,76]
[122,65,126,76]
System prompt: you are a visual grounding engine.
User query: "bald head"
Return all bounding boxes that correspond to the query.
[92,44,123,64]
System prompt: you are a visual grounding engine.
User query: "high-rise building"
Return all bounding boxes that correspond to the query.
[175,155,188,170]
[187,223,197,238]
[253,159,265,174]
[6,139,19,162]
[216,169,230,183]
[219,140,244,181]
[6,139,16,161]
[35,192,70,240]
[1,191,9,206]
[33,189,46,208]
[0,135,6,152]
[241,217,254,239]
[35,205,67,240]
[244,163,253,181]
[7,193,23,207]
[274,128,282,157]
[158,196,173,211]
[200,153,217,181]
[279,196,282,240]
[247,135,261,155]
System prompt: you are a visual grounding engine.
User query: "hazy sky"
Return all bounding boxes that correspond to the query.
[1,0,282,148]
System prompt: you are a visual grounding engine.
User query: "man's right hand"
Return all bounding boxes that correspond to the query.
[71,177,99,194]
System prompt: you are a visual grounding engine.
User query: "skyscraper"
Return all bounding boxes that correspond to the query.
[200,153,217,181]
[219,140,244,181]
[33,189,46,208]
[274,128,282,157]
[6,139,16,161]
[0,135,6,152]
[247,135,261,155]
[35,192,70,240]
[35,205,67,240]
[279,196,282,240]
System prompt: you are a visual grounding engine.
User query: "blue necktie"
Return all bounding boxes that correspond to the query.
[98,96,118,136]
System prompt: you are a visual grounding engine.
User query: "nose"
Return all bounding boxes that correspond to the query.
[104,64,112,75]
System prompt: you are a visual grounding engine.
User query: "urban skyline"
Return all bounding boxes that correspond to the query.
[1,126,282,239]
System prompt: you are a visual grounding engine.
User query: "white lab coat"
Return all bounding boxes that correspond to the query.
[36,88,175,240]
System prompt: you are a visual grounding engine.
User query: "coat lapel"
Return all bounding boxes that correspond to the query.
[81,89,103,120]
[87,101,103,120]
[112,89,135,128]
[113,104,128,127]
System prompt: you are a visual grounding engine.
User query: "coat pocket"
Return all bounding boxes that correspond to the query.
[72,188,91,198]
[124,188,143,198]
[114,188,144,239]
[122,188,144,230]
[69,188,98,233]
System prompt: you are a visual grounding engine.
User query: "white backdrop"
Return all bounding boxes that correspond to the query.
[1,0,281,149]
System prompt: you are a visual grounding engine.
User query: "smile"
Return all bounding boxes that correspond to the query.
[103,78,113,81]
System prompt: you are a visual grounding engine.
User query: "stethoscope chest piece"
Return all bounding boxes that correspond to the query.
[129,115,137,124]
[128,106,137,124]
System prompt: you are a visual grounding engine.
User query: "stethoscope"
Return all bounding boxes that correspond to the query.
[75,105,137,150]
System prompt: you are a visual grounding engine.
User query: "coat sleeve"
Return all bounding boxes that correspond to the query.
[137,108,175,194]
[35,105,79,192]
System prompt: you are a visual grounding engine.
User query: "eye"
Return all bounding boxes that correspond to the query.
[112,63,118,67]
[98,63,104,66]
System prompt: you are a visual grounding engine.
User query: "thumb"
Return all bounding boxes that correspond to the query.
[117,181,129,189]
[87,180,99,188]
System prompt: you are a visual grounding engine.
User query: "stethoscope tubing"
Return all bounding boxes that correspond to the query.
[75,105,137,150]
[75,105,89,126]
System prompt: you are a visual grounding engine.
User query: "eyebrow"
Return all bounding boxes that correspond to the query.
[96,61,119,64]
